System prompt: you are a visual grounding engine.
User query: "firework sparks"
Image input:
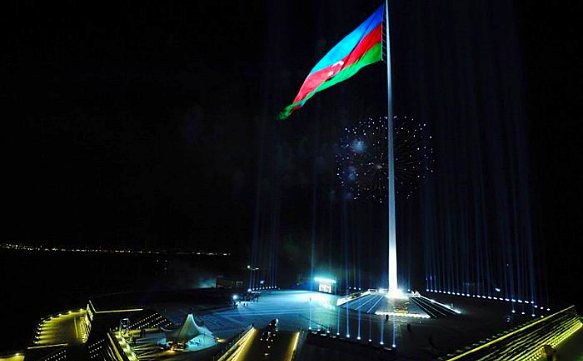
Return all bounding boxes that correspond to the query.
[336,115,434,202]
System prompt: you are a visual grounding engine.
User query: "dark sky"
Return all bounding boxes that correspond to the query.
[1,1,581,301]
[2,1,272,249]
[1,1,390,250]
[520,2,582,305]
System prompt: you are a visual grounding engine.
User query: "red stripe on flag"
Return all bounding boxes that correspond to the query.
[292,24,382,104]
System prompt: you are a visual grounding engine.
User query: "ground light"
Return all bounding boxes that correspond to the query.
[386,289,407,300]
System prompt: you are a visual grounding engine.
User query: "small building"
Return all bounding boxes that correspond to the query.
[216,276,243,289]
[314,277,337,294]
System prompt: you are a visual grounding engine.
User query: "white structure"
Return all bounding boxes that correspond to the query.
[162,313,215,351]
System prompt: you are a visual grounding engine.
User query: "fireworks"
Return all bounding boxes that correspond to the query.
[336,115,434,202]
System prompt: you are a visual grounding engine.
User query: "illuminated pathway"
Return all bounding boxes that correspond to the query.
[219,327,299,361]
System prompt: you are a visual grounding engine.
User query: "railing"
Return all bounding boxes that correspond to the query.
[291,329,307,361]
[211,325,254,361]
[441,305,582,360]
[89,299,143,314]
[107,330,139,361]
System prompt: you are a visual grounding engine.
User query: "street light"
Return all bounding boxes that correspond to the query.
[247,265,259,290]
[308,297,312,330]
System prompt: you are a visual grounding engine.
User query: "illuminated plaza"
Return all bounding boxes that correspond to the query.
[0,285,577,361]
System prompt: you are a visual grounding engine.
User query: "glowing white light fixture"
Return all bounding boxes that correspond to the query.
[374,311,430,319]
[387,288,407,300]
[314,277,336,284]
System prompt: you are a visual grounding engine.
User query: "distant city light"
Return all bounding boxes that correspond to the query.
[0,242,231,256]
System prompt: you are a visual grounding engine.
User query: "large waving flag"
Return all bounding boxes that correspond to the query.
[279,5,384,120]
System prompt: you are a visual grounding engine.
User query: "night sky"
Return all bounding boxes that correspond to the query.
[1,1,581,305]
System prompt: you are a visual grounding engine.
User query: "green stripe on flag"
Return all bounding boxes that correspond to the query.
[279,43,381,120]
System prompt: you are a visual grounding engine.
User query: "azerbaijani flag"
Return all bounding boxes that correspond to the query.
[279,5,384,120]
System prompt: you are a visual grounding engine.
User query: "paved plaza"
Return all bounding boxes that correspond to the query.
[142,290,545,360]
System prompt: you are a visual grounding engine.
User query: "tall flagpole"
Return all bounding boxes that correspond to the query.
[384,0,398,293]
